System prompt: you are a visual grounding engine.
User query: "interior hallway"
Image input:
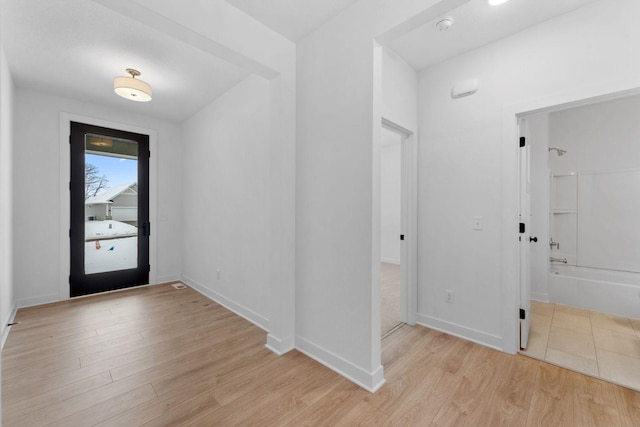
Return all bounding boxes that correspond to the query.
[521,300,640,392]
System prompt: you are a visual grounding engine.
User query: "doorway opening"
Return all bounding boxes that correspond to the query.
[379,119,416,339]
[380,126,403,337]
[517,92,640,392]
[70,122,150,297]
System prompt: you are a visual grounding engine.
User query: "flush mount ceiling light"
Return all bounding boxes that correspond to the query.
[114,68,152,102]
[88,136,113,147]
[488,0,511,5]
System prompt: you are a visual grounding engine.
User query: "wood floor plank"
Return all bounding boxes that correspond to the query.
[366,332,470,417]
[46,384,157,427]
[615,386,640,427]
[431,345,509,426]
[3,375,153,427]
[573,373,623,427]
[525,361,575,427]
[136,392,221,427]
[2,371,113,419]
[476,355,538,426]
[284,379,370,426]
[4,283,640,426]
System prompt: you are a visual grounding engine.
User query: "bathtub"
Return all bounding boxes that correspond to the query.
[548,264,640,319]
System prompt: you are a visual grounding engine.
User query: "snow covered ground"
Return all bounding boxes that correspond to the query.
[85,220,137,239]
[85,220,138,274]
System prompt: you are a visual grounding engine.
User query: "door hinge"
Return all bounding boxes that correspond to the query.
[148,264,151,272]
[519,308,526,320]
[69,134,71,144]
[519,136,525,147]
[519,223,525,233]
[69,229,71,238]
[400,234,404,241]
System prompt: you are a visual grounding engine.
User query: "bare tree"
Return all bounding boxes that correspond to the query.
[85,163,109,199]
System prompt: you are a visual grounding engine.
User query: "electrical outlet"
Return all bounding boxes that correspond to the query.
[445,290,454,304]
[473,216,483,230]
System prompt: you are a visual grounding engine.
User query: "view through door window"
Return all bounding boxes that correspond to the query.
[84,134,138,274]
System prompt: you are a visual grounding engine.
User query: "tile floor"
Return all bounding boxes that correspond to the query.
[521,300,640,391]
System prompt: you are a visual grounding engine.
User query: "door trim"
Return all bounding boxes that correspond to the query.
[381,118,417,327]
[59,113,158,301]
[503,85,640,354]
[69,121,150,297]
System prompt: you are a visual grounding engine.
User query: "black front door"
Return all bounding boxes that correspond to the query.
[70,122,150,297]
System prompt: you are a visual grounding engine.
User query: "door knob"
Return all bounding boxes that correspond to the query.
[530,236,538,242]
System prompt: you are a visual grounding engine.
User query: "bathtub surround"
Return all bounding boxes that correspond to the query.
[528,95,640,318]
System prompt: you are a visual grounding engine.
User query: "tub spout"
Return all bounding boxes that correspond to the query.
[550,257,567,263]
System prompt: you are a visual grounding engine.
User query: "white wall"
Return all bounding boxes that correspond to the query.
[1,45,16,347]
[382,47,418,132]
[380,130,401,264]
[296,0,459,391]
[1,39,15,426]
[181,75,270,329]
[549,95,640,175]
[417,0,640,349]
[12,88,182,307]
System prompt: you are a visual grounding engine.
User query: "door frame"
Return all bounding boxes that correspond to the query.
[503,85,640,354]
[380,118,417,327]
[69,121,150,297]
[59,113,158,301]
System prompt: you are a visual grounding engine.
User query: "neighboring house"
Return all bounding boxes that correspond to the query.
[85,182,138,224]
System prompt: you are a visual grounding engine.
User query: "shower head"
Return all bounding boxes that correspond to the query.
[549,147,567,156]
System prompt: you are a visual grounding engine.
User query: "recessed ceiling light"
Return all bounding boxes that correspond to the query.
[488,0,511,5]
[114,68,152,102]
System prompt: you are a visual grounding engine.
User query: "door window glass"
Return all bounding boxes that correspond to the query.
[84,134,138,274]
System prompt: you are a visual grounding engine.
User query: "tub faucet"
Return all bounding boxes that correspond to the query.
[550,257,567,263]
[550,239,559,250]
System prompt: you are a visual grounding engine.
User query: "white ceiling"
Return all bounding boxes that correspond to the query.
[387,0,600,71]
[0,0,251,122]
[225,0,361,42]
[0,0,602,123]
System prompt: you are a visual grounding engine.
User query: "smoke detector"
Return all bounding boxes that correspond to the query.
[436,17,454,32]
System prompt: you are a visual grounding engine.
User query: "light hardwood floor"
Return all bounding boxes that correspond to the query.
[3,284,640,426]
[381,262,401,337]
[521,300,640,392]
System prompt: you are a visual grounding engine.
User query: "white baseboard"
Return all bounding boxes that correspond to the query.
[530,292,549,303]
[266,333,295,356]
[380,258,400,265]
[156,274,181,284]
[181,274,269,332]
[1,303,18,351]
[416,314,503,351]
[295,335,385,393]
[16,293,59,309]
